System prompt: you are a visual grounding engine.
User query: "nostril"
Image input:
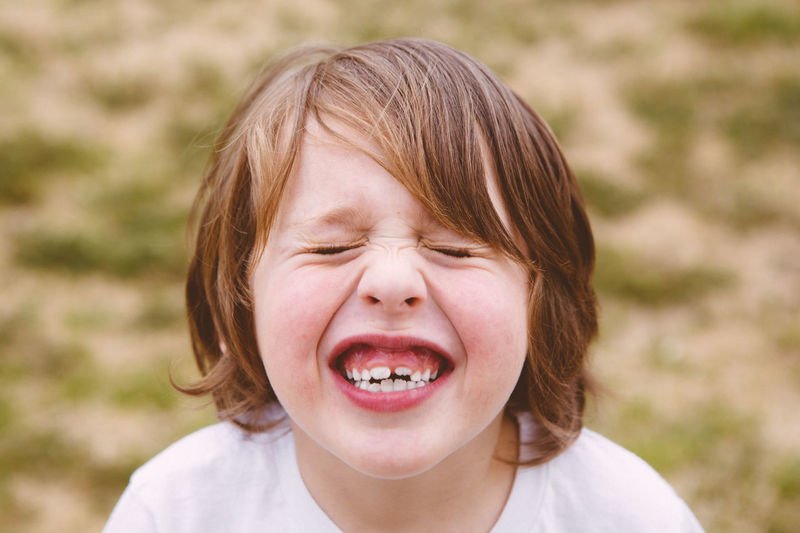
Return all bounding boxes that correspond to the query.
[404,297,418,306]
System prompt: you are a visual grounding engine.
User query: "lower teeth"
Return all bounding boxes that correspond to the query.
[351,378,430,393]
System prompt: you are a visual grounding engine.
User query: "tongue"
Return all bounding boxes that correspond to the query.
[339,346,443,373]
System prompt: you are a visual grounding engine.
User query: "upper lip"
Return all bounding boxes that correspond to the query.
[327,334,454,369]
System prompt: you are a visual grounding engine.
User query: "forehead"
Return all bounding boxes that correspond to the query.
[273,118,513,234]
[273,119,441,231]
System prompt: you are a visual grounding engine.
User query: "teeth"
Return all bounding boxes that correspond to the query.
[347,364,442,392]
[370,367,391,380]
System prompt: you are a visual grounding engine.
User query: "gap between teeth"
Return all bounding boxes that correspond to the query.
[345,366,438,393]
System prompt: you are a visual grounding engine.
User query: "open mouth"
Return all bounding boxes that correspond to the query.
[334,343,449,394]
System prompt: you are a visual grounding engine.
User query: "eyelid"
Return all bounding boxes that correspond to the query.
[305,239,367,255]
[419,237,482,258]
[430,246,473,258]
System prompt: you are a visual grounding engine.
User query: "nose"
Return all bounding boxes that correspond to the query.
[357,250,427,313]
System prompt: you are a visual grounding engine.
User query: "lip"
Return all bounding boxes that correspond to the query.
[327,333,454,413]
[327,333,455,368]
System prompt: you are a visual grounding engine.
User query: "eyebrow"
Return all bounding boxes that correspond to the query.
[292,205,373,233]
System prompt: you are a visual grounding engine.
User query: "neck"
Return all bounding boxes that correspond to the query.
[293,411,519,533]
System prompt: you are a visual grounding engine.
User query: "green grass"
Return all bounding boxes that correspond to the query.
[77,455,146,512]
[162,112,219,177]
[1,3,797,531]
[443,0,541,46]
[621,402,765,533]
[0,395,15,434]
[624,72,797,230]
[576,168,646,218]
[183,60,235,103]
[61,365,102,402]
[27,340,92,381]
[63,308,113,332]
[37,341,181,407]
[773,321,800,352]
[332,0,542,51]
[627,71,800,161]
[623,78,698,197]
[594,245,734,306]
[0,28,40,68]
[702,185,789,230]
[0,428,84,478]
[538,104,579,144]
[688,2,800,46]
[769,456,800,532]
[0,422,147,514]
[163,61,240,176]
[134,291,184,331]
[14,176,190,279]
[723,75,800,157]
[625,79,696,144]
[0,305,35,349]
[0,130,105,205]
[645,336,692,373]
[599,396,765,531]
[92,179,188,235]
[84,75,157,112]
[600,399,756,475]
[109,369,180,411]
[0,483,32,533]
[15,227,188,279]
[773,457,800,500]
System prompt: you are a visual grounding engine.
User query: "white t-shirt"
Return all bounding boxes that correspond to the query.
[103,412,703,532]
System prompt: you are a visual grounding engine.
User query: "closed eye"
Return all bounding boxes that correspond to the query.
[307,244,360,255]
[431,247,473,258]
[304,238,371,255]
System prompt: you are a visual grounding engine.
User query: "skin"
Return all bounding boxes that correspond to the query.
[251,119,530,531]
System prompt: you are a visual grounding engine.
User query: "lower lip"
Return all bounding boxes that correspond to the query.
[332,370,448,412]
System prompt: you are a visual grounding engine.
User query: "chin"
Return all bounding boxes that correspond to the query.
[338,439,449,480]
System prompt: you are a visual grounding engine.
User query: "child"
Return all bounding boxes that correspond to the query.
[104,38,703,532]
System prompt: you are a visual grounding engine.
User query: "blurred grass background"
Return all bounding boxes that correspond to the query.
[1,0,798,531]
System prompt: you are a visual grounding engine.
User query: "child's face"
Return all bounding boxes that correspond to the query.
[251,120,529,478]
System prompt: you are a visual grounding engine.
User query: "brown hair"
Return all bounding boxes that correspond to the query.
[181,38,598,465]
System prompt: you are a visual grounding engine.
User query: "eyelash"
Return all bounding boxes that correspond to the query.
[307,244,474,258]
[431,247,473,258]
[307,245,358,255]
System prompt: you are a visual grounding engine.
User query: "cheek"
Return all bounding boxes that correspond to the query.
[253,268,349,393]
[442,272,529,381]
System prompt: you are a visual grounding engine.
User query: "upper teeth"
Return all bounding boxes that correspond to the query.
[370,367,391,380]
[346,365,438,389]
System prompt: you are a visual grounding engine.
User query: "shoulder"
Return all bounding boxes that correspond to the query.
[538,428,703,531]
[104,420,294,533]
[552,428,670,490]
[128,417,295,498]
[129,421,282,488]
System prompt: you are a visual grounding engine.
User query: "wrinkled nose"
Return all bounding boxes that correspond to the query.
[357,251,427,313]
